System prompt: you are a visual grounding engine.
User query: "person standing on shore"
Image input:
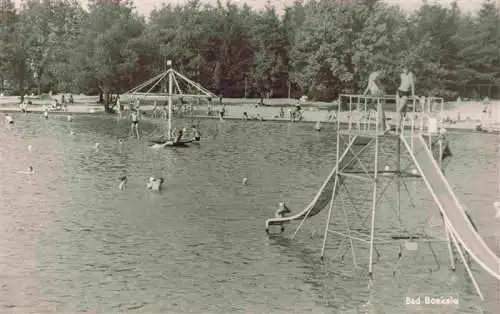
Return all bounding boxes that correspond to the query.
[395,66,415,132]
[363,70,388,132]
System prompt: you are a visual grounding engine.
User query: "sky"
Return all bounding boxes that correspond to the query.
[103,0,489,15]
[13,0,490,16]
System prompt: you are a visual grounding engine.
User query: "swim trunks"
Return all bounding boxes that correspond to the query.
[398,89,411,97]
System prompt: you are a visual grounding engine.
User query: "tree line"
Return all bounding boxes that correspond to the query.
[0,0,498,104]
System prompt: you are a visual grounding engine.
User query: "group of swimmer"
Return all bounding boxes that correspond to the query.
[4,101,174,193]
[118,176,165,191]
[3,105,61,124]
[4,67,447,230]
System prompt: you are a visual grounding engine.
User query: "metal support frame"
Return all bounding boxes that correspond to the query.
[123,67,216,101]
[167,69,173,140]
[401,135,484,300]
[291,135,365,239]
[320,111,344,258]
[121,62,217,141]
[367,112,380,276]
[277,93,485,300]
[342,133,464,283]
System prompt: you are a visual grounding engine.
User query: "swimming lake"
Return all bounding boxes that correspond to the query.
[0,113,498,313]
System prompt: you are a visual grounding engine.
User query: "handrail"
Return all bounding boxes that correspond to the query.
[337,94,445,138]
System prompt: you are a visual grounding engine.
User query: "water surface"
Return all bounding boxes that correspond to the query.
[0,113,498,313]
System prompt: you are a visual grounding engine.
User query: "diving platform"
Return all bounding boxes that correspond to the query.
[265,93,499,301]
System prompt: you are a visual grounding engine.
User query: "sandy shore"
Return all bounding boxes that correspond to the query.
[0,95,498,131]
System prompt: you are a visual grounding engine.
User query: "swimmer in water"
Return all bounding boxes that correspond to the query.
[4,113,13,124]
[242,112,249,120]
[219,105,226,121]
[174,128,184,143]
[130,110,139,139]
[118,176,127,190]
[43,107,49,119]
[438,127,453,174]
[147,177,164,191]
[18,166,34,175]
[191,125,201,142]
[275,202,292,232]
[314,121,321,131]
[94,142,100,150]
[67,114,72,122]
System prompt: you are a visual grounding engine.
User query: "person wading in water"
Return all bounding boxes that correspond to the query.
[130,109,140,139]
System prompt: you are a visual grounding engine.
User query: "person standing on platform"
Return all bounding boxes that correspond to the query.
[363,70,388,132]
[395,66,415,132]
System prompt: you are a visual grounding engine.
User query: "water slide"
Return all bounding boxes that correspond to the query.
[401,135,500,281]
[265,136,373,231]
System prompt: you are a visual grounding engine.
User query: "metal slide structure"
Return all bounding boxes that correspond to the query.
[265,136,372,231]
[401,135,500,281]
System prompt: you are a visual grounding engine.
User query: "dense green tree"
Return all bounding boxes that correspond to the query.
[0,0,31,100]
[19,0,84,94]
[68,0,145,108]
[0,0,17,92]
[406,2,465,97]
[456,0,500,89]
[0,0,498,103]
[248,3,289,101]
[288,1,408,99]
